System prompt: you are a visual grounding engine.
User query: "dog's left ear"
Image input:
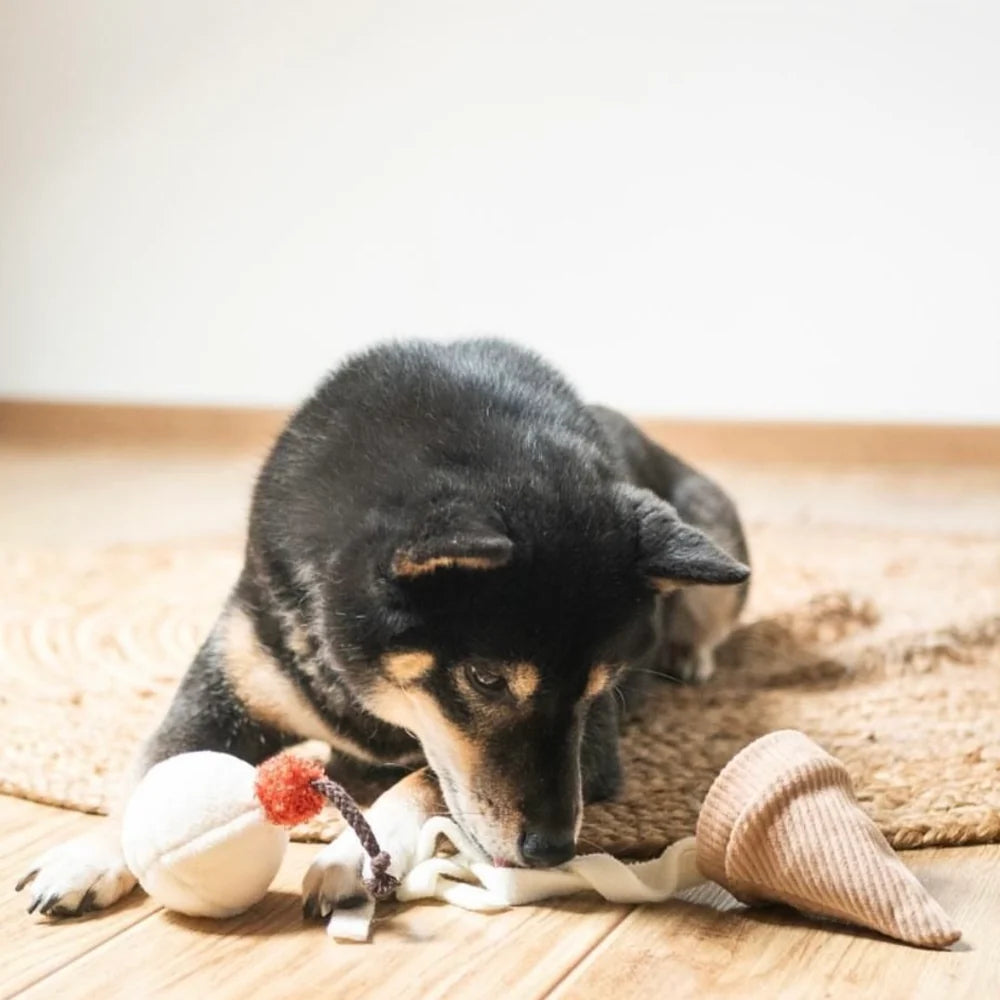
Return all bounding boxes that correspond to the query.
[618,485,749,591]
[389,507,513,580]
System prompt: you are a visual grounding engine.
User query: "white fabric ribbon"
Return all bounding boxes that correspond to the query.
[327,817,704,942]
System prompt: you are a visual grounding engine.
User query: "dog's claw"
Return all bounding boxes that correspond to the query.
[18,830,137,919]
[15,870,38,893]
[36,885,99,919]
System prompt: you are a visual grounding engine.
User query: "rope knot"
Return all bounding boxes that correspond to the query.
[302,771,401,901]
[363,851,400,899]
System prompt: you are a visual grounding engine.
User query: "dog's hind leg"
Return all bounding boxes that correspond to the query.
[589,405,750,684]
[16,601,298,918]
[661,580,747,683]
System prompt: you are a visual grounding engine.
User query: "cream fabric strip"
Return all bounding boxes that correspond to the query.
[327,817,704,942]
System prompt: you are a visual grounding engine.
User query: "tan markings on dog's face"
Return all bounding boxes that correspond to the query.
[383,650,435,685]
[507,662,540,701]
[365,682,417,732]
[584,664,613,700]
[391,553,498,578]
[367,681,522,861]
[367,685,479,794]
[649,577,682,595]
[220,605,381,764]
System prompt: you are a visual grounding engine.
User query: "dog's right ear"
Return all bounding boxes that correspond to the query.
[389,508,513,580]
[616,484,749,591]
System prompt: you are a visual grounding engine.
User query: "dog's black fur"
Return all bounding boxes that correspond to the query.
[18,338,749,916]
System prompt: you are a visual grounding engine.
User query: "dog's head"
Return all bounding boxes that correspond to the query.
[332,482,748,867]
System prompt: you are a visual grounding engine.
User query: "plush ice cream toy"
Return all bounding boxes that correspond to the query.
[120,731,960,949]
[121,752,397,919]
[396,730,959,949]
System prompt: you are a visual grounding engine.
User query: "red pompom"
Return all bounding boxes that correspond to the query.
[255,753,328,826]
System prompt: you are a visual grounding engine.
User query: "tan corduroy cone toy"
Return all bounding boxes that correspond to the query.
[359,730,963,947]
[695,730,961,948]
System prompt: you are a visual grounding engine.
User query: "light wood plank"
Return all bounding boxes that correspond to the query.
[0,798,161,999]
[3,400,1000,467]
[10,795,1000,1000]
[547,846,1000,1000]
[0,799,86,876]
[642,418,1000,467]
[17,840,630,1000]
[0,401,285,455]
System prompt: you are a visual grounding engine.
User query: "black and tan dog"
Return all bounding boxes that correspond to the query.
[18,339,749,918]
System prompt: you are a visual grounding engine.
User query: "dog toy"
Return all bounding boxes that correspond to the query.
[393,731,959,949]
[121,732,960,949]
[120,751,397,922]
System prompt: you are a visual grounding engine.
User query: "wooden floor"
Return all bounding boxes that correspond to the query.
[3,439,1000,1000]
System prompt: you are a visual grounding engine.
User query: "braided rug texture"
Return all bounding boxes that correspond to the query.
[1,520,998,855]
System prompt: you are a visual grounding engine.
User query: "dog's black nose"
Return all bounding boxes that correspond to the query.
[518,827,576,868]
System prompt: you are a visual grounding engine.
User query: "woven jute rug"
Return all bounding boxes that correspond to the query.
[2,520,998,856]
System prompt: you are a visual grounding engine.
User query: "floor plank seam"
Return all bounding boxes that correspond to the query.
[536,905,637,999]
[5,905,164,1000]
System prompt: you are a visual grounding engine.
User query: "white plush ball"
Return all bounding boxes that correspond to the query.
[121,751,289,918]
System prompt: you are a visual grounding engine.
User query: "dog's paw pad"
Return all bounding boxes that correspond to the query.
[16,832,136,918]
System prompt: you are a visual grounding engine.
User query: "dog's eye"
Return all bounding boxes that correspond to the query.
[464,663,508,697]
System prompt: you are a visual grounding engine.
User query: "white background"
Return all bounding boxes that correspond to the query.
[2,1,998,422]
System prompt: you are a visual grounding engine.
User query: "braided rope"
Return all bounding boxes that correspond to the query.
[310,775,400,898]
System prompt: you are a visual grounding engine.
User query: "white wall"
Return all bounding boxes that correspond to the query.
[1,0,998,422]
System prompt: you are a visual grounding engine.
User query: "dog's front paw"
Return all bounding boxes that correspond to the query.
[301,834,368,920]
[16,829,137,918]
